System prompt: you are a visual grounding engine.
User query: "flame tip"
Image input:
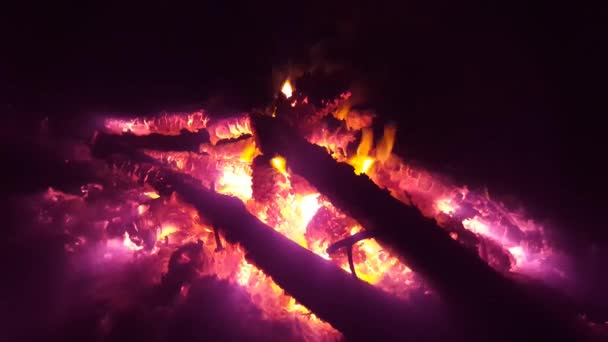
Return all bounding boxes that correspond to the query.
[281,80,294,99]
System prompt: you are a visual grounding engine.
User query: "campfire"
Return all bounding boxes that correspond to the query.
[20,79,601,341]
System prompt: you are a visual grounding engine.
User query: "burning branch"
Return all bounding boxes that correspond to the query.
[326,230,374,279]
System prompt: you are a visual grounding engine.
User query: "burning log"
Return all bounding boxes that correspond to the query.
[102,112,252,145]
[91,141,455,341]
[251,114,584,341]
[103,111,209,136]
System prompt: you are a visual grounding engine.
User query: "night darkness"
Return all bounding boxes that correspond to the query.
[2,1,607,341]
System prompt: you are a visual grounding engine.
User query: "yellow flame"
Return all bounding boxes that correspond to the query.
[362,158,375,173]
[298,193,322,227]
[357,128,373,157]
[237,258,255,286]
[158,224,179,239]
[334,101,351,120]
[143,191,160,199]
[281,80,293,98]
[270,156,288,176]
[350,128,376,175]
[376,123,396,163]
[239,139,259,163]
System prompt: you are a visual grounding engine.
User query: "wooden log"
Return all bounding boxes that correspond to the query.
[91,141,456,341]
[251,114,584,341]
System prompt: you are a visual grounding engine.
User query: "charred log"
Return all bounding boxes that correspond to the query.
[93,130,209,152]
[251,114,585,341]
[91,142,455,341]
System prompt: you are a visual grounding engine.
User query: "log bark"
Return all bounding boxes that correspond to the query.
[91,140,455,341]
[251,114,584,341]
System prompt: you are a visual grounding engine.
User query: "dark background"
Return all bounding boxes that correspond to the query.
[2,0,607,329]
[4,2,605,243]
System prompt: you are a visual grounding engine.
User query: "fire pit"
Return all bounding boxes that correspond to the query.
[6,79,603,341]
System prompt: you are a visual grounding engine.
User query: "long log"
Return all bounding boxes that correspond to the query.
[251,114,584,341]
[91,138,456,341]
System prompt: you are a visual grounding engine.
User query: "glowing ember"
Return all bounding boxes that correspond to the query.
[216,163,253,201]
[435,198,458,215]
[103,112,252,146]
[299,193,322,226]
[281,79,294,98]
[122,232,144,251]
[206,115,253,145]
[508,246,526,267]
[236,258,256,286]
[462,216,491,235]
[37,183,338,340]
